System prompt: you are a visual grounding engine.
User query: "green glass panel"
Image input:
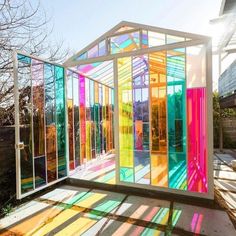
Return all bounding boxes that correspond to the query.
[55,66,66,178]
[118,57,134,183]
[167,48,187,190]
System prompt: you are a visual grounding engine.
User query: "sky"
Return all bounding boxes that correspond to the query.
[40,0,224,90]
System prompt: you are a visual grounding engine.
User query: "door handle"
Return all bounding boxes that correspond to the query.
[16,142,24,150]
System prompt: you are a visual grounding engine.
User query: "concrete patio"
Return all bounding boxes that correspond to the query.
[0,184,235,236]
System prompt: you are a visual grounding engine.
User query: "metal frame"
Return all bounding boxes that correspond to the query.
[13,22,214,200]
[65,22,213,200]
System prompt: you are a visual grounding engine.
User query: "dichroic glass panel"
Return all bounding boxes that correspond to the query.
[187,88,207,193]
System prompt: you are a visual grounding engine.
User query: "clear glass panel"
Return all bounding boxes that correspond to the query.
[148,31,165,47]
[118,57,134,183]
[32,59,46,188]
[32,59,45,158]
[99,40,106,56]
[186,45,206,88]
[167,35,185,44]
[18,55,33,193]
[149,51,168,187]
[167,48,187,190]
[88,45,99,58]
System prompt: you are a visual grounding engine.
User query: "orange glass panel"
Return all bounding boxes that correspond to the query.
[149,51,168,187]
[68,99,74,170]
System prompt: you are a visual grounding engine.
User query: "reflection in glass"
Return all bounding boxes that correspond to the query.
[32,59,45,158]
[34,156,46,187]
[18,56,33,193]
[132,55,150,184]
[149,52,168,187]
[45,63,57,182]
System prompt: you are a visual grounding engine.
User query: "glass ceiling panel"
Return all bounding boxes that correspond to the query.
[110,31,140,54]
[78,60,114,87]
[167,34,185,44]
[148,31,166,47]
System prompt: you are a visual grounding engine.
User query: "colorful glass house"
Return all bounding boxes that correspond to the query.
[13,21,213,200]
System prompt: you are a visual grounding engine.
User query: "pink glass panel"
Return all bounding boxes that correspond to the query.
[80,75,86,164]
[187,88,207,193]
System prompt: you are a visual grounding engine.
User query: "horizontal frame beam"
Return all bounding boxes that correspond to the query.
[64,38,210,67]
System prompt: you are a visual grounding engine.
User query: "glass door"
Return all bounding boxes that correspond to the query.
[14,51,68,199]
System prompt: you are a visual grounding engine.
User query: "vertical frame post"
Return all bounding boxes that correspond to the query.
[64,68,70,177]
[113,58,120,184]
[13,50,21,199]
[206,39,214,199]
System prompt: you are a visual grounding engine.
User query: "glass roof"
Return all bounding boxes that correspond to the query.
[78,60,114,87]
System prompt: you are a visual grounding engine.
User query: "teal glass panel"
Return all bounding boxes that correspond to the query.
[55,66,66,178]
[167,48,187,190]
[18,56,33,193]
[18,54,31,64]
[45,63,57,183]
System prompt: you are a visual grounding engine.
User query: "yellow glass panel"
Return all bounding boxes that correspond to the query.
[118,57,134,171]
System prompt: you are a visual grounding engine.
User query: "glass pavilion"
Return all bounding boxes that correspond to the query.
[13,21,213,200]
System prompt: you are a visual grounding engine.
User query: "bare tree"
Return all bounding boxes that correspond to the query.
[0,0,70,126]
